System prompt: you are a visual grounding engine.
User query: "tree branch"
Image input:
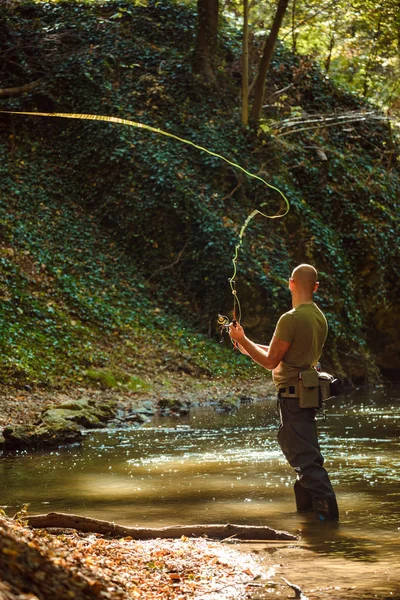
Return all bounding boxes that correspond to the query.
[0,79,42,98]
[146,240,188,282]
[281,0,339,42]
[221,182,241,201]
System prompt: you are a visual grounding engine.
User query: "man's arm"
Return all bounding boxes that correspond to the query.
[229,323,290,370]
[236,343,269,356]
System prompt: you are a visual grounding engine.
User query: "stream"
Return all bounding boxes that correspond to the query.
[1,385,399,599]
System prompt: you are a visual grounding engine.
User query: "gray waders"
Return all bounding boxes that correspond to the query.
[277,396,339,521]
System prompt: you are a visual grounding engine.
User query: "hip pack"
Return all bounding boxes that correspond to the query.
[299,370,340,409]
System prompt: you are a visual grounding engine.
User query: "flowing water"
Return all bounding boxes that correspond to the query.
[1,385,399,599]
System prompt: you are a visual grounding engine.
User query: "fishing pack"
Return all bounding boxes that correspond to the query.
[298,370,341,409]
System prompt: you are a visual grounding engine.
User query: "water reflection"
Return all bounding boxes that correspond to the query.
[1,385,400,598]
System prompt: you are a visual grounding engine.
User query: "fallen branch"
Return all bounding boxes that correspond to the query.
[272,109,381,130]
[270,109,395,138]
[282,576,308,599]
[26,512,296,541]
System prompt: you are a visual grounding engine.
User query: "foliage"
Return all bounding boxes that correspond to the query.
[225,0,400,114]
[0,0,399,387]
[84,369,152,391]
[296,0,400,109]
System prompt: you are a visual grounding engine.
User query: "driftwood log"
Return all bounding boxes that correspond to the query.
[26,512,296,541]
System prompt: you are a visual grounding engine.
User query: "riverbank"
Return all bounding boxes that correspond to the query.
[2,382,400,599]
[0,375,275,449]
[0,376,283,600]
[0,514,267,600]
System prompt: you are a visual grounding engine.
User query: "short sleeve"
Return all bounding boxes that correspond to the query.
[274,312,295,343]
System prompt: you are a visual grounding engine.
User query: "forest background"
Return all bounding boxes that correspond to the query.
[0,0,399,394]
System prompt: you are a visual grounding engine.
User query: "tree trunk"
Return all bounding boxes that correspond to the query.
[362,12,382,98]
[193,0,219,84]
[241,0,249,125]
[250,0,290,125]
[324,12,340,73]
[26,512,296,541]
[324,32,335,73]
[291,0,297,54]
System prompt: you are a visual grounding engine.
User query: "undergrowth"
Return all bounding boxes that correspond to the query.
[0,0,399,387]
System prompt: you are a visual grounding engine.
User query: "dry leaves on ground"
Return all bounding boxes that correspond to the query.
[0,516,263,599]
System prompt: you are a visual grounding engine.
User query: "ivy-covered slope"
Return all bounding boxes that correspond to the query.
[0,0,399,387]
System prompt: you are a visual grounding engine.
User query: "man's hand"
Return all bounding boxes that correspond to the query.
[228,324,291,371]
[228,322,245,344]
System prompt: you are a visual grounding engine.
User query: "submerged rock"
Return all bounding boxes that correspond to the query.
[215,396,241,413]
[2,421,82,450]
[157,396,191,416]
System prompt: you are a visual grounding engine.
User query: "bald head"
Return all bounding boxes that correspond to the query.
[290,264,319,297]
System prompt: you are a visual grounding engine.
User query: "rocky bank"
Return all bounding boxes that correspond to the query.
[0,376,275,453]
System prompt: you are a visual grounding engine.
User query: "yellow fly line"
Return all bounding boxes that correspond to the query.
[0,110,290,323]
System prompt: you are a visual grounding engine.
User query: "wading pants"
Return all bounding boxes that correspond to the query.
[277,397,336,501]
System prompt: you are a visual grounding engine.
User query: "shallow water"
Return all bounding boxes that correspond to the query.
[1,385,400,598]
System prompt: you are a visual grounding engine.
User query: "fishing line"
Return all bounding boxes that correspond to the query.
[0,110,290,323]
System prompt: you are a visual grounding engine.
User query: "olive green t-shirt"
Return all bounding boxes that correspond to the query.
[272,302,328,389]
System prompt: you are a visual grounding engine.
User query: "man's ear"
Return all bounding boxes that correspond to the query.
[314,281,319,292]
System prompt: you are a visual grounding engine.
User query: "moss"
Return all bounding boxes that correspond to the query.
[84,369,152,392]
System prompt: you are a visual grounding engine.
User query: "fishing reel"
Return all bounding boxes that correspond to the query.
[217,314,230,332]
[217,314,237,343]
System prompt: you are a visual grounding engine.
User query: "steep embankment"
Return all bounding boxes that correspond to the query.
[0,0,399,388]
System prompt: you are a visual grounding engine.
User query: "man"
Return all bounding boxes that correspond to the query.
[229,263,339,521]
